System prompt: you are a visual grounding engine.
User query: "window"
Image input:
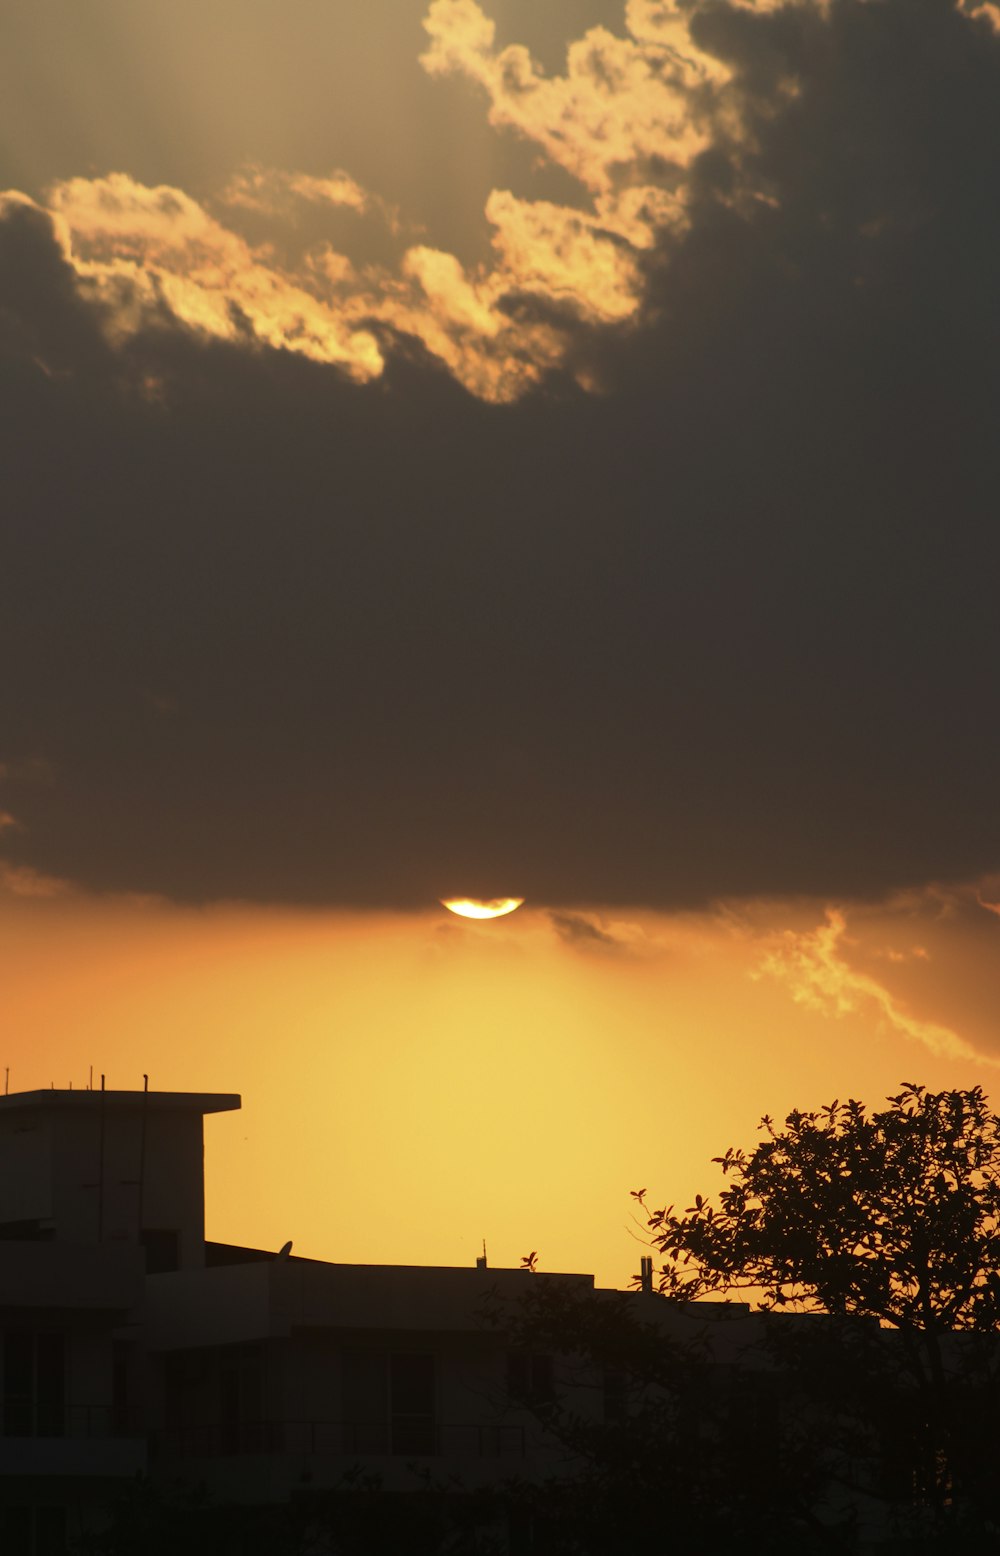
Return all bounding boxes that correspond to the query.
[218,1344,265,1454]
[2,1330,65,1437]
[390,1353,435,1456]
[342,1350,388,1453]
[506,1352,554,1411]
[163,1345,265,1457]
[140,1228,180,1273]
[341,1350,436,1455]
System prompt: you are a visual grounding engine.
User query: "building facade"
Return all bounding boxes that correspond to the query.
[0,1086,610,1551]
[2,1084,952,1553]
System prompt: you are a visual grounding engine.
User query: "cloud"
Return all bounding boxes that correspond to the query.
[29,1,994,411]
[549,910,660,956]
[16,4,730,404]
[219,166,372,218]
[0,759,67,899]
[421,0,725,195]
[965,2,1000,32]
[0,862,71,899]
[37,165,654,402]
[755,908,978,1061]
[47,175,385,379]
[7,0,1000,409]
[0,1,998,909]
[218,165,409,244]
[0,192,114,377]
[751,881,1000,1063]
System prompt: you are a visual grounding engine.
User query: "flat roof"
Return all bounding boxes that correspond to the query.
[0,1089,241,1115]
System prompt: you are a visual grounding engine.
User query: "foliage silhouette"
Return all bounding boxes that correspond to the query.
[643,1083,1000,1330]
[638,1083,1000,1544]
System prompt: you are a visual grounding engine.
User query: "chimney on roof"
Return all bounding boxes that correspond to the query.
[640,1255,654,1294]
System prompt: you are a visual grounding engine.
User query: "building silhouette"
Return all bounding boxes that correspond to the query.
[0,1084,621,1551]
[3,1083,977,1553]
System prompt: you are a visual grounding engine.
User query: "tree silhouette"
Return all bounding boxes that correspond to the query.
[642,1083,1000,1542]
[644,1084,1000,1326]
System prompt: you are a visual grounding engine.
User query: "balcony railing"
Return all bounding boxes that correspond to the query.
[1,1404,141,1440]
[153,1419,525,1461]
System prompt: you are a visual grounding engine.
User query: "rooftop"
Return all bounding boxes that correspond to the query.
[0,1088,241,1115]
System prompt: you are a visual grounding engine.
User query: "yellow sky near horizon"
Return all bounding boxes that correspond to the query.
[4,0,1000,1295]
[2,885,996,1291]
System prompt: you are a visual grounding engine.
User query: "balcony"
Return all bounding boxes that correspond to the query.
[0,1241,144,1312]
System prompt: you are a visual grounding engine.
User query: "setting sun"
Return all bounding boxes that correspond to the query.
[440,897,525,920]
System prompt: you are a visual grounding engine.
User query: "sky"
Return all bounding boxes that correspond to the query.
[2,0,1000,1288]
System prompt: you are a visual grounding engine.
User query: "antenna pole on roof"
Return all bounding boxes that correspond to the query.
[4,1067,8,1096]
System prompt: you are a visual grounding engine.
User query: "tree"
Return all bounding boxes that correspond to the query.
[645,1084,1000,1328]
[641,1083,1000,1541]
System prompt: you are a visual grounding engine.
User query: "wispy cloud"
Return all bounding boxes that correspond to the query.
[220,166,371,217]
[754,907,984,1062]
[549,909,662,956]
[0,861,71,899]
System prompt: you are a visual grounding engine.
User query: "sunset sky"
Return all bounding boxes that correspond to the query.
[2,0,999,1289]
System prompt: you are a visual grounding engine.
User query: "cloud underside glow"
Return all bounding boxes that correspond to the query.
[441,897,525,919]
[4,870,1000,1067]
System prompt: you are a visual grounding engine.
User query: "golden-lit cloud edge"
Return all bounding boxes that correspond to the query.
[0,2,729,403]
[3,2,999,402]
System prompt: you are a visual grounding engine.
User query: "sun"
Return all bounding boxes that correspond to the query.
[440,897,525,920]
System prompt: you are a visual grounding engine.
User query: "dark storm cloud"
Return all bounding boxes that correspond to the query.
[1,0,999,909]
[0,196,112,373]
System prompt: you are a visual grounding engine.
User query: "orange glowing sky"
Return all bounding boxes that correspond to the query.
[2,882,998,1289]
[3,0,1000,1292]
